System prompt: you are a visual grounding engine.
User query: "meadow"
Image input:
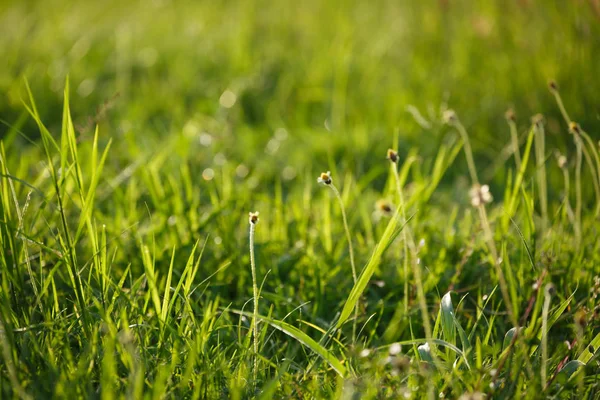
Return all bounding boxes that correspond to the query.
[1,0,600,398]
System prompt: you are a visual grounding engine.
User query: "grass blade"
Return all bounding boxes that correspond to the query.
[232,310,347,377]
[336,212,412,328]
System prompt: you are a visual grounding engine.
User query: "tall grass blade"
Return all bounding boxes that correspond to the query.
[336,213,412,328]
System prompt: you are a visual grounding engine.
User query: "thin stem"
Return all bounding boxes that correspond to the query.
[534,124,548,233]
[541,285,552,387]
[329,184,357,283]
[389,162,410,314]
[562,168,575,224]
[579,140,600,216]
[390,163,451,389]
[329,183,358,342]
[575,137,583,245]
[453,120,480,185]
[551,90,571,125]
[249,222,259,382]
[580,129,600,200]
[550,87,593,234]
[508,120,522,171]
[390,164,432,340]
[456,115,516,327]
[478,202,518,329]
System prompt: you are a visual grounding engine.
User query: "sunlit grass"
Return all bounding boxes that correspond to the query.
[1,1,600,398]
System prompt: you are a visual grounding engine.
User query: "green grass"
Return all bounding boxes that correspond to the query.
[2,1,600,398]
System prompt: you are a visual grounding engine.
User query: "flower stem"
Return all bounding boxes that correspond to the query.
[329,183,358,342]
[453,120,479,186]
[541,285,553,386]
[477,205,518,328]
[562,167,575,224]
[551,90,571,125]
[575,137,583,245]
[390,164,432,340]
[534,123,548,233]
[508,119,522,171]
[249,221,259,382]
[329,184,357,284]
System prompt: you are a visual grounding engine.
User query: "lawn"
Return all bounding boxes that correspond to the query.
[1,0,600,398]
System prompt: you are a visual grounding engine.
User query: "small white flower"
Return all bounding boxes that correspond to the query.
[317,171,332,185]
[389,342,402,356]
[469,184,493,207]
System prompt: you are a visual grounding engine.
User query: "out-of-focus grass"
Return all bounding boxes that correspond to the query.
[1,1,600,398]
[2,1,599,158]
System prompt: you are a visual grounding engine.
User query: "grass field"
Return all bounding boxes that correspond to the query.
[2,1,600,398]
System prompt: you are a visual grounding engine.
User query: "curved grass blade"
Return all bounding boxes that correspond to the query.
[336,213,413,328]
[232,310,347,377]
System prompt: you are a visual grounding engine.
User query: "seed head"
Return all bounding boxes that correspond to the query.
[317,171,332,185]
[504,108,516,122]
[469,184,493,207]
[248,211,260,225]
[442,109,457,125]
[531,113,544,127]
[548,80,558,92]
[375,199,394,217]
[545,283,556,296]
[569,122,581,135]
[387,149,399,163]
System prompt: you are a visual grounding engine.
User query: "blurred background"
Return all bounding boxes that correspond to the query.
[1,0,599,184]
